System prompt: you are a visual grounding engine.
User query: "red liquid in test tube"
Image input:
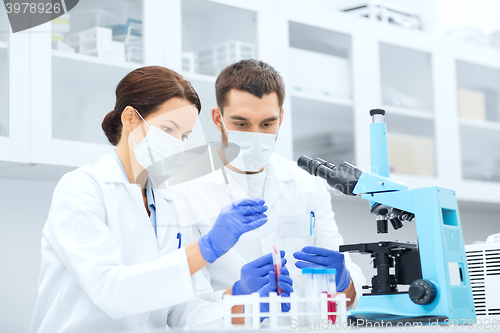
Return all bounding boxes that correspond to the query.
[272,246,283,295]
[323,292,337,323]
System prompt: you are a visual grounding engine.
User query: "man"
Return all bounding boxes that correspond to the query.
[172,59,365,308]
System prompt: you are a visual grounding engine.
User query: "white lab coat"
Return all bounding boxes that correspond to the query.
[29,154,223,333]
[171,153,366,308]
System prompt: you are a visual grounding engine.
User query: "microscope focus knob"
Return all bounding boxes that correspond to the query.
[409,279,437,305]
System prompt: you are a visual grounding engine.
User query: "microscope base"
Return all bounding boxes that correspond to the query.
[347,293,448,325]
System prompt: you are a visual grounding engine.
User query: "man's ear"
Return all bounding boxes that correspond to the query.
[212,107,222,132]
[279,108,284,127]
[121,106,137,132]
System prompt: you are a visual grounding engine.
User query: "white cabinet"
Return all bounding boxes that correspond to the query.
[379,43,436,177]
[181,0,257,78]
[287,17,355,167]
[24,0,181,172]
[0,0,498,203]
[456,58,500,183]
[0,13,8,139]
[0,9,9,160]
[0,7,30,168]
[180,0,261,149]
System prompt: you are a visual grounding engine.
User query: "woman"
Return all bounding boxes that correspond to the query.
[29,66,286,332]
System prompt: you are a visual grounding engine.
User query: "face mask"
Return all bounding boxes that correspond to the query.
[130,109,186,172]
[220,111,279,172]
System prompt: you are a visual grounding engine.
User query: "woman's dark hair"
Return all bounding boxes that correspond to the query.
[102,66,201,146]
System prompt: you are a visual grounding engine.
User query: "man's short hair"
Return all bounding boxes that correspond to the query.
[216,59,285,111]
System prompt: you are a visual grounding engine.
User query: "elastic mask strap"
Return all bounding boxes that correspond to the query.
[130,108,148,147]
[219,109,228,134]
[275,109,282,141]
[135,108,150,128]
[130,131,138,146]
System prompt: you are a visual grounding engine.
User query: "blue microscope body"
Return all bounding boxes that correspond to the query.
[298,109,475,324]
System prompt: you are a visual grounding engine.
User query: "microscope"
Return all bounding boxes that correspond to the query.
[298,109,475,324]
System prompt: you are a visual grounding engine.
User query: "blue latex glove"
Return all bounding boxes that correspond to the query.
[293,246,351,292]
[198,198,268,263]
[258,266,293,317]
[233,250,287,296]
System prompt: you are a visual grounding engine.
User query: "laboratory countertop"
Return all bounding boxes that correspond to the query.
[66,325,496,333]
[180,327,494,333]
[186,327,495,332]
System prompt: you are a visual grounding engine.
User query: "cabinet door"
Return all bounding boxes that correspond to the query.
[31,0,148,167]
[0,9,30,165]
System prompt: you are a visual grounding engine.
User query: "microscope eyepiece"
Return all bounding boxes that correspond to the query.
[297,155,363,196]
[370,109,386,116]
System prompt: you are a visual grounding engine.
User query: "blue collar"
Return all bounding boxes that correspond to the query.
[112,150,156,209]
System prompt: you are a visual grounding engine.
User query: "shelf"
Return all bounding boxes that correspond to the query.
[291,95,355,166]
[182,0,257,52]
[289,21,351,58]
[380,43,434,112]
[182,0,257,76]
[456,180,500,204]
[391,174,442,190]
[0,160,76,182]
[392,174,500,204]
[289,22,352,108]
[51,139,113,167]
[459,118,500,131]
[456,60,500,122]
[385,112,434,138]
[52,50,140,70]
[290,90,353,107]
[460,122,500,183]
[449,39,500,71]
[382,105,433,120]
[52,53,134,145]
[182,72,216,84]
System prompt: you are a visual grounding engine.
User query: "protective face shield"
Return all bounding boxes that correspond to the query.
[220,110,280,172]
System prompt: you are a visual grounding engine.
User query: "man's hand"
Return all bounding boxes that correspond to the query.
[293,246,351,292]
[233,250,286,296]
[258,266,294,317]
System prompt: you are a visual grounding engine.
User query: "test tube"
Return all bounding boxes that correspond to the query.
[301,267,314,297]
[301,267,318,324]
[272,245,283,295]
[324,268,337,323]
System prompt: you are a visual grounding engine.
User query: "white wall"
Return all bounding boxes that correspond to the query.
[0,178,57,333]
[437,0,500,34]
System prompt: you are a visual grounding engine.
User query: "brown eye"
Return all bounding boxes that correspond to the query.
[162,126,173,133]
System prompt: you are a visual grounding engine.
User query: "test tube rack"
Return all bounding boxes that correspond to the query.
[222,292,348,330]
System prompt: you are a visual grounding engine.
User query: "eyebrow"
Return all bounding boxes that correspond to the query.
[229,115,249,121]
[229,116,278,122]
[261,116,278,122]
[164,120,180,129]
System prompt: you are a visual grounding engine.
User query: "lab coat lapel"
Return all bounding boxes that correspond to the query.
[155,189,174,250]
[95,154,158,240]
